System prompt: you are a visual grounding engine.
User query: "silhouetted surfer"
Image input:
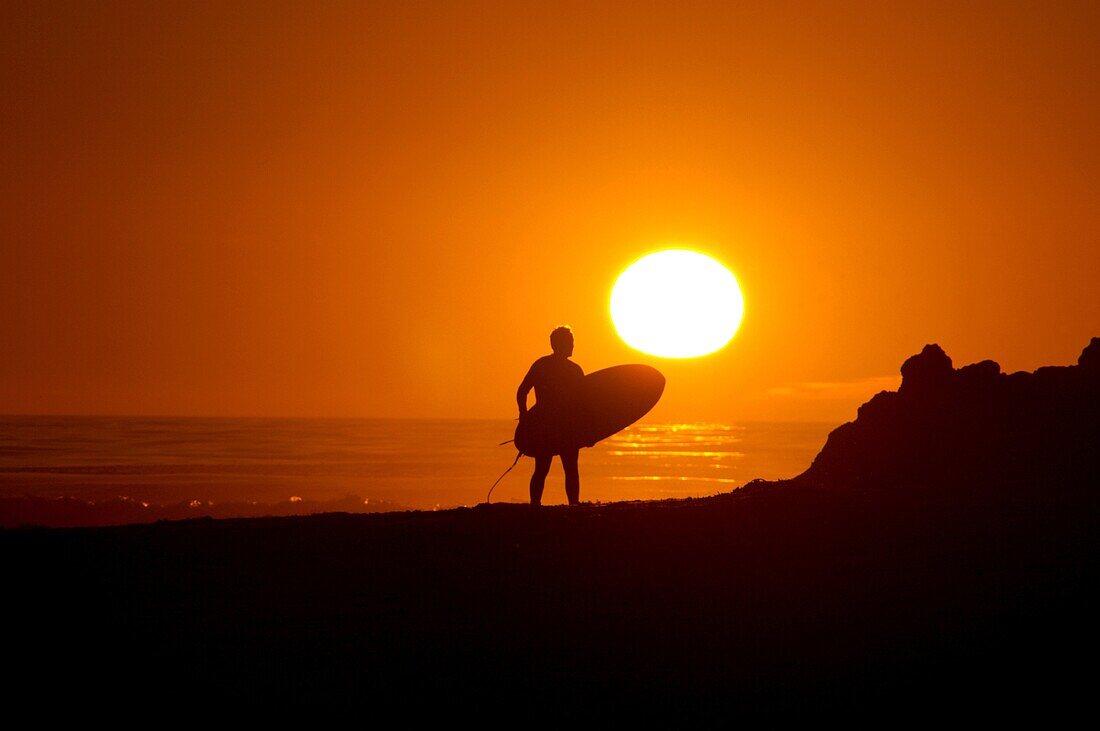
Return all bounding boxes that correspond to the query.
[517,326,585,506]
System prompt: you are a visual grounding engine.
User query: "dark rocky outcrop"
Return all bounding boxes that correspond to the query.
[794,338,1100,492]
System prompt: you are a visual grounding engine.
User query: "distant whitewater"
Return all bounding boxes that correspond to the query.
[0,417,831,526]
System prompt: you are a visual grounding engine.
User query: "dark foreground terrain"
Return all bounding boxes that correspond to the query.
[5,340,1099,715]
[4,487,1098,714]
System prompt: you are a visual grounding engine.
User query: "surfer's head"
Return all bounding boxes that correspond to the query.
[550,326,574,357]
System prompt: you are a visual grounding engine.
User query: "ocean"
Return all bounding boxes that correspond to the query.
[0,416,835,526]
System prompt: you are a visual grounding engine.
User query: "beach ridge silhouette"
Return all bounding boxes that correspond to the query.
[4,337,1098,712]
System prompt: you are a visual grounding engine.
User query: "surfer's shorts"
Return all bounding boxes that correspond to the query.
[520,409,582,457]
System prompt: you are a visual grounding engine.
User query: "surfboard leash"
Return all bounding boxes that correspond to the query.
[486,449,522,504]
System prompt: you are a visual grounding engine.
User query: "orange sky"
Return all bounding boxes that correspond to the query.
[2,1,1098,422]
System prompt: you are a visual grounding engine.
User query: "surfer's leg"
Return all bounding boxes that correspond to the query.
[530,454,551,506]
[561,448,580,505]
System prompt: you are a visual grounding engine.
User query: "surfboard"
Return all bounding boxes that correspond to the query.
[515,364,665,457]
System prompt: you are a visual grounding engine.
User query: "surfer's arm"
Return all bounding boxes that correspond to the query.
[517,369,535,415]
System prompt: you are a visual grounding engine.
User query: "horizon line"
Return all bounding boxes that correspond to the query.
[0,412,840,425]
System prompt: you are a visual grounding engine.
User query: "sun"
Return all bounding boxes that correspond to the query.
[611,249,744,358]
